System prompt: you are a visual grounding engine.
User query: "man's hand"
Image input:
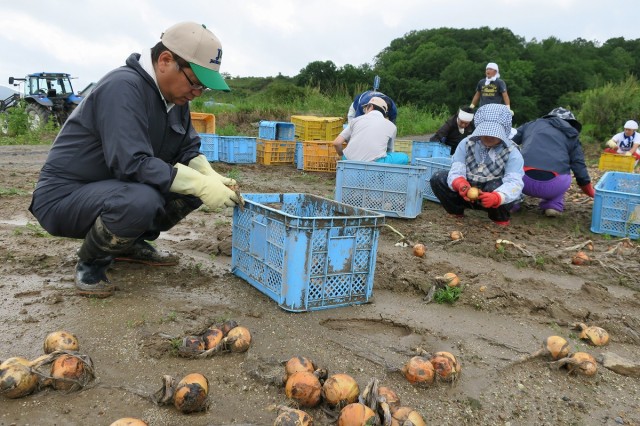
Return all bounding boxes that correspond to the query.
[188,155,237,186]
[580,183,595,198]
[478,191,503,208]
[170,164,240,209]
[452,177,471,200]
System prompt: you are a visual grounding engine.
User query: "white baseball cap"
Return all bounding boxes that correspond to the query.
[161,22,230,91]
[365,97,388,114]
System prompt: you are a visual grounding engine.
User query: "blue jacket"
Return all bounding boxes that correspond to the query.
[512,117,591,186]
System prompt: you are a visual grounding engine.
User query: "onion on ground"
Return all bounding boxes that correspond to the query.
[322,373,359,408]
[285,371,322,408]
[50,353,93,391]
[202,328,224,350]
[337,403,377,426]
[401,356,434,385]
[516,336,569,363]
[437,272,460,287]
[224,326,252,352]
[283,356,317,384]
[109,418,148,426]
[391,407,426,426]
[412,243,426,258]
[573,323,609,346]
[273,405,313,426]
[174,373,209,413]
[450,230,464,241]
[430,351,462,382]
[378,386,401,413]
[549,352,598,376]
[571,251,590,265]
[0,362,39,398]
[43,331,79,354]
[220,319,239,336]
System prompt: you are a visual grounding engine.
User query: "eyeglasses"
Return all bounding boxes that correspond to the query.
[179,67,206,91]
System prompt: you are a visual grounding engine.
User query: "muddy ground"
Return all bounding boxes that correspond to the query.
[0,144,639,426]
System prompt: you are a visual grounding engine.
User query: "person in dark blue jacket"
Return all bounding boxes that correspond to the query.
[29,22,240,297]
[347,90,398,124]
[511,107,594,217]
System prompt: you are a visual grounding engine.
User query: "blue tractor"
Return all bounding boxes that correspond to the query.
[5,72,84,131]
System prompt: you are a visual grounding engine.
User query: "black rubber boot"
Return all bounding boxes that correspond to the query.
[75,217,136,298]
[114,240,179,266]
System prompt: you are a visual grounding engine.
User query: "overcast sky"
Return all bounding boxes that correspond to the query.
[0,0,637,94]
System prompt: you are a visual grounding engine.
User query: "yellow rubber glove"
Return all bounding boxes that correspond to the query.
[606,139,617,149]
[188,155,237,186]
[170,163,239,209]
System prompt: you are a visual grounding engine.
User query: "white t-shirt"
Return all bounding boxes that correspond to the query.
[612,131,640,153]
[341,110,397,162]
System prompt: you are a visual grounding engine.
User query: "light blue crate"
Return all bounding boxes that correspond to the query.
[231,193,385,312]
[198,133,218,162]
[414,157,453,202]
[410,141,450,165]
[334,161,428,219]
[591,171,640,239]
[218,136,257,163]
[295,141,304,170]
[258,121,295,141]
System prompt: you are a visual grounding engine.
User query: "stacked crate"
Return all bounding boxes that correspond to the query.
[256,121,296,165]
[190,112,215,134]
[291,116,344,172]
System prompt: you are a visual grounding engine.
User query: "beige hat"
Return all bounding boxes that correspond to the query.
[161,22,230,91]
[365,96,388,114]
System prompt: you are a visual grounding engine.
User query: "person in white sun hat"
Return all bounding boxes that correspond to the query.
[430,103,524,227]
[29,22,240,298]
[604,119,640,161]
[470,62,512,114]
[333,96,409,164]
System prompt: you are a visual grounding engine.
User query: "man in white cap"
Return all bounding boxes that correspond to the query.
[333,96,408,164]
[430,106,476,155]
[29,22,240,297]
[604,119,640,161]
[430,104,524,226]
[470,62,512,113]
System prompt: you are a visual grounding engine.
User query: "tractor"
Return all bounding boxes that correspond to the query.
[2,72,84,134]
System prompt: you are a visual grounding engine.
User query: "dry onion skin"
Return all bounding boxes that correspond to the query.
[109,418,148,426]
[224,326,252,353]
[202,328,224,351]
[391,407,427,426]
[575,323,610,346]
[43,331,79,354]
[0,362,39,398]
[550,352,598,377]
[322,373,360,408]
[378,386,401,413]
[285,371,322,408]
[173,373,209,413]
[283,356,317,384]
[273,405,314,426]
[401,356,435,385]
[337,403,377,426]
[0,357,32,368]
[412,243,426,258]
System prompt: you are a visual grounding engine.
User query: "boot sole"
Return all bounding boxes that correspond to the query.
[113,257,178,266]
[75,288,114,298]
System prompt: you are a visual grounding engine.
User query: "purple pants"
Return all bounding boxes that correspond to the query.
[522,174,572,211]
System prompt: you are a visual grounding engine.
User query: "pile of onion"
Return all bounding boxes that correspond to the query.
[179,320,252,357]
[109,418,148,426]
[322,373,360,408]
[401,356,434,385]
[273,405,313,426]
[173,373,209,413]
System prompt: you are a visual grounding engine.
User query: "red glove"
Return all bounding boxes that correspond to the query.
[452,177,471,200]
[580,183,595,198]
[478,191,502,208]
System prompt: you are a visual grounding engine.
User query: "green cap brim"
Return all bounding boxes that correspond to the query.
[190,62,230,92]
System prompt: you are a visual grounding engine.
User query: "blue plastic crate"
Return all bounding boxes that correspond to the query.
[410,141,450,165]
[414,157,453,202]
[231,193,385,312]
[334,161,428,219]
[295,141,304,170]
[591,171,640,239]
[198,133,218,162]
[258,121,295,141]
[218,136,257,163]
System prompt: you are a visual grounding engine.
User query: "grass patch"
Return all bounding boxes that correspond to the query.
[434,286,462,304]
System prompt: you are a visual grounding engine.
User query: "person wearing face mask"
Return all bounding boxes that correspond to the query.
[470,62,512,114]
[430,106,476,155]
[604,120,640,161]
[29,22,241,298]
[430,104,524,226]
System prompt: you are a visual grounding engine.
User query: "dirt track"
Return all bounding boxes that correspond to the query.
[0,145,639,426]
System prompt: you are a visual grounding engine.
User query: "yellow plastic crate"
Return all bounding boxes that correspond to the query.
[190,112,216,134]
[291,115,344,141]
[394,139,413,160]
[302,141,340,172]
[598,152,635,172]
[256,139,295,165]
